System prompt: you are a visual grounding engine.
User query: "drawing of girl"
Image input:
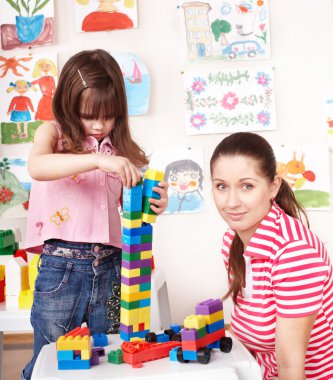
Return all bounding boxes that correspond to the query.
[31,58,57,121]
[6,80,37,139]
[77,0,135,32]
[165,159,204,214]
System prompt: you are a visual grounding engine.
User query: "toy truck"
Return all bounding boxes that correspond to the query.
[171,299,232,364]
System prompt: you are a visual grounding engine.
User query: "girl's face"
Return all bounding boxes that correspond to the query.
[80,115,115,141]
[39,62,51,73]
[211,155,280,247]
[169,169,200,194]
[15,82,29,94]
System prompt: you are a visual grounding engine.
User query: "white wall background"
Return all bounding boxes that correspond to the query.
[1,0,333,324]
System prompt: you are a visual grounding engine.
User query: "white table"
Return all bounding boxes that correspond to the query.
[31,332,262,380]
[0,303,32,380]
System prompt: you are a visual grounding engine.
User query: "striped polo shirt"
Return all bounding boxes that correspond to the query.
[222,203,333,380]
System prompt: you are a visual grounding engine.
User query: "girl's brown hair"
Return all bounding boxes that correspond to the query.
[52,49,148,167]
[210,132,308,304]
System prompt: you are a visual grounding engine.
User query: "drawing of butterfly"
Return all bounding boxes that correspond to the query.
[50,207,70,225]
[70,174,87,184]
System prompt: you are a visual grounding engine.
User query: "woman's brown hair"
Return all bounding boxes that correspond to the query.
[210,132,308,304]
[52,49,148,167]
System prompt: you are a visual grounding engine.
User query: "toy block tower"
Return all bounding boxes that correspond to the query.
[120,169,164,342]
[56,327,92,370]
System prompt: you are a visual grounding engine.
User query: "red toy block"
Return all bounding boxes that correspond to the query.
[181,328,226,351]
[14,249,28,262]
[64,327,90,338]
[121,340,181,367]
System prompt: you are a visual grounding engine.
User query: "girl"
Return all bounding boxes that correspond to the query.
[22,49,168,380]
[210,132,333,380]
[7,79,37,139]
[31,58,57,121]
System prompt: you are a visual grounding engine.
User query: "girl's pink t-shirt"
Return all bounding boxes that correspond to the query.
[25,125,122,253]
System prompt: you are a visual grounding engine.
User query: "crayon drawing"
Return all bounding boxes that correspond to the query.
[75,0,138,32]
[0,52,57,144]
[149,148,205,214]
[0,0,54,51]
[183,66,276,135]
[113,52,150,116]
[179,0,270,61]
[0,156,30,217]
[274,145,330,210]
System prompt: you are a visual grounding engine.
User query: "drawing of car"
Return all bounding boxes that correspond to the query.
[222,40,265,59]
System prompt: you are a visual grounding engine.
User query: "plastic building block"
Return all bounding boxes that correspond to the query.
[92,333,108,347]
[19,290,33,309]
[14,249,27,262]
[65,327,90,338]
[56,335,90,351]
[144,169,164,182]
[58,358,90,370]
[0,230,15,249]
[108,349,124,364]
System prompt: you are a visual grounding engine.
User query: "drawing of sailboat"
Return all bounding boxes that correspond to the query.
[127,61,142,84]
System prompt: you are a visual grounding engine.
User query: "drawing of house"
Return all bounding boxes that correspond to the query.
[182,2,213,60]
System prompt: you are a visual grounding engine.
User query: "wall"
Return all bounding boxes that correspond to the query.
[1,0,333,323]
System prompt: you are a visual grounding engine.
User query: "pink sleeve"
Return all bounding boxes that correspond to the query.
[272,241,328,318]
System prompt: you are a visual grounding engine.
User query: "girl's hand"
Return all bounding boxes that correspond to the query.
[97,155,141,188]
[149,181,169,215]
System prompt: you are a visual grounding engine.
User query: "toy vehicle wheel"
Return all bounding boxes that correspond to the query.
[220,337,233,353]
[145,332,157,342]
[176,347,189,363]
[229,52,236,59]
[171,333,182,342]
[164,328,175,339]
[248,50,256,58]
[197,347,211,364]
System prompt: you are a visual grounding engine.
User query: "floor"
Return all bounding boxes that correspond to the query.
[3,334,33,380]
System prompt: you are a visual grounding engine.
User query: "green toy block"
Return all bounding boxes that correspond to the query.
[139,282,151,291]
[142,197,155,215]
[122,210,142,220]
[121,299,140,310]
[141,234,152,243]
[122,252,141,262]
[0,230,15,249]
[0,242,18,256]
[108,349,123,365]
[140,266,152,276]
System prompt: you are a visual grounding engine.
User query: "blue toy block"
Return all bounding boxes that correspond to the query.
[120,329,149,342]
[206,320,224,334]
[142,179,160,199]
[58,358,91,370]
[122,196,142,212]
[122,224,152,237]
[207,340,220,349]
[183,350,198,361]
[139,298,151,308]
[122,234,141,245]
[169,347,178,361]
[170,324,181,334]
[139,282,151,291]
[156,334,170,343]
[57,350,74,361]
[93,333,108,347]
[123,183,143,195]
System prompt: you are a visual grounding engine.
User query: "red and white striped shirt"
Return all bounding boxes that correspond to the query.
[222,203,333,380]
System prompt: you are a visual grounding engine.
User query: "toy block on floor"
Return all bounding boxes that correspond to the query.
[108,349,123,364]
[93,333,108,347]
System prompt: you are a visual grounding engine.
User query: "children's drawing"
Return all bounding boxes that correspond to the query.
[0,52,57,144]
[0,0,54,51]
[113,52,150,116]
[323,98,333,149]
[0,156,30,217]
[274,145,330,210]
[75,0,138,32]
[183,67,276,135]
[149,148,205,214]
[179,0,270,61]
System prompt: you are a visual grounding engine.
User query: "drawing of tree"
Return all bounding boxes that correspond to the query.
[211,19,231,46]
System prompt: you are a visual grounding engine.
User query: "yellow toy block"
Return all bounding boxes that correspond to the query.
[120,308,140,325]
[121,284,140,294]
[29,254,40,291]
[19,290,33,309]
[121,290,151,302]
[0,266,5,281]
[203,310,224,325]
[144,169,164,181]
[184,315,206,330]
[121,267,141,278]
[81,349,92,360]
[21,266,29,291]
[140,250,152,259]
[122,218,142,229]
[56,335,90,351]
[142,214,156,223]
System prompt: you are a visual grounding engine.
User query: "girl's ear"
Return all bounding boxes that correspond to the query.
[271,175,282,199]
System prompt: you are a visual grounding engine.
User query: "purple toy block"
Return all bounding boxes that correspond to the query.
[120,323,133,334]
[121,274,151,286]
[121,258,152,269]
[91,355,100,366]
[181,328,198,341]
[92,347,105,357]
[122,242,152,254]
[195,299,223,315]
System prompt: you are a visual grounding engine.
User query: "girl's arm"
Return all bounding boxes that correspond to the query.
[275,313,317,380]
[28,122,141,188]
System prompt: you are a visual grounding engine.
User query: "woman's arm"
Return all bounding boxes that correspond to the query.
[275,313,317,380]
[28,122,141,188]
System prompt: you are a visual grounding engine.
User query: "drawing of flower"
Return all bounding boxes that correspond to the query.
[190,113,207,129]
[221,92,239,110]
[191,77,207,94]
[255,24,267,44]
[256,72,271,87]
[257,110,270,126]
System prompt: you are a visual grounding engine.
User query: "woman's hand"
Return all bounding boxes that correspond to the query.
[97,155,141,188]
[149,181,169,215]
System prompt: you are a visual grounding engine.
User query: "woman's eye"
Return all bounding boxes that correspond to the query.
[216,183,225,190]
[243,183,253,190]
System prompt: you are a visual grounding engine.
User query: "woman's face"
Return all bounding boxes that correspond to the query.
[168,169,200,194]
[211,155,280,247]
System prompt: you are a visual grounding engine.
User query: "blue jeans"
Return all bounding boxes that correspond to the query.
[21,240,121,380]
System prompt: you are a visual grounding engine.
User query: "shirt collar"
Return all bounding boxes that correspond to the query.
[243,202,283,259]
[83,134,116,155]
